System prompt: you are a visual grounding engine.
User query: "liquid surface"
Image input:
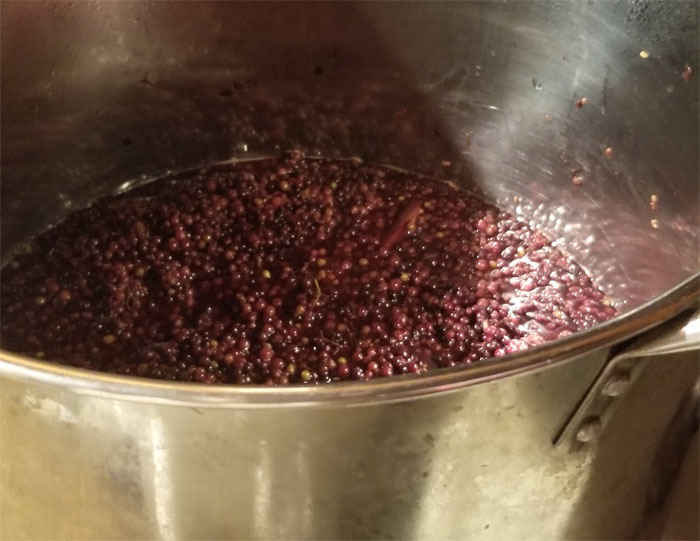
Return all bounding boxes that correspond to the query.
[0,153,616,384]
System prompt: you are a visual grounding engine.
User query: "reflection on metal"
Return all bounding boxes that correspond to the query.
[149,418,176,541]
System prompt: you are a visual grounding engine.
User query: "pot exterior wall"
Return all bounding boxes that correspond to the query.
[1,350,697,539]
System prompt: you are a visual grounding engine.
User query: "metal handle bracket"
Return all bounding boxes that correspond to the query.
[554,308,700,452]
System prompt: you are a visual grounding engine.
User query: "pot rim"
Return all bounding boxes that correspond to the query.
[1,274,697,408]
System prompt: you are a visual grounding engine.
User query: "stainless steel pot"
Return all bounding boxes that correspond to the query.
[1,2,698,539]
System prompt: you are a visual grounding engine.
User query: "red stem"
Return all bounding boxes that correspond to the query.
[380,199,423,250]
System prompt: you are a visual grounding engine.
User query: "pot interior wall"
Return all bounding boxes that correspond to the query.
[1,1,698,311]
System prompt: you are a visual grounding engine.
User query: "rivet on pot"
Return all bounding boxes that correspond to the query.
[602,372,631,397]
[575,417,602,443]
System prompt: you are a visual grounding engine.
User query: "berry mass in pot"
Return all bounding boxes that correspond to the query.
[0,153,616,384]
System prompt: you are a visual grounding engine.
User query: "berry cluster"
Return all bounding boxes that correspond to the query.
[0,154,615,384]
